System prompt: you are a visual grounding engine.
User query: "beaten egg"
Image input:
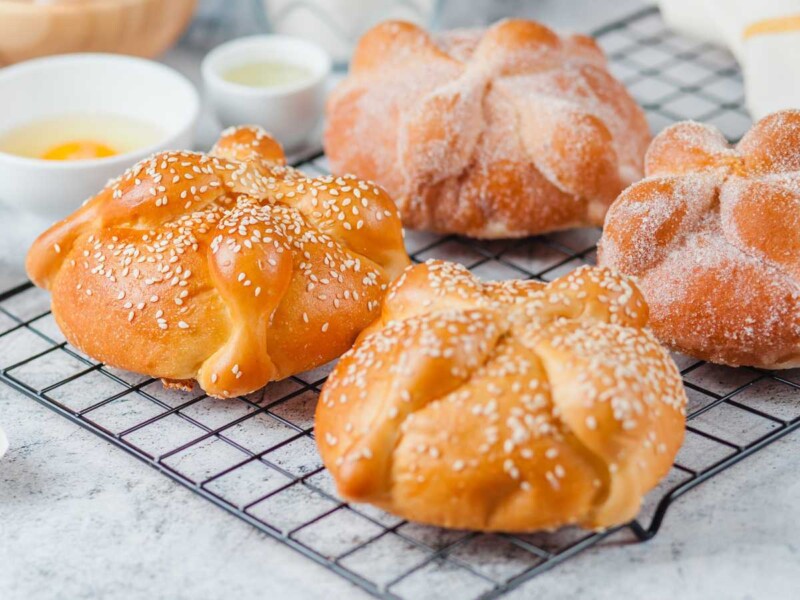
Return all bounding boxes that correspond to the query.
[0,113,163,161]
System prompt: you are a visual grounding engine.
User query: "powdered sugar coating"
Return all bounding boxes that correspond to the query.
[325,19,650,238]
[599,110,800,369]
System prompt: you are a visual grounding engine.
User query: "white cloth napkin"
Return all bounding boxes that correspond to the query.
[658,0,800,58]
[741,17,800,119]
[658,0,800,120]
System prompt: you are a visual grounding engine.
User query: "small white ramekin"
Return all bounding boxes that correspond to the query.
[0,53,199,220]
[201,35,331,150]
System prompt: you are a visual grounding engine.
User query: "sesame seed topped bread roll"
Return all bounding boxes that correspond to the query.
[324,19,650,239]
[599,110,800,369]
[315,261,686,532]
[26,126,410,398]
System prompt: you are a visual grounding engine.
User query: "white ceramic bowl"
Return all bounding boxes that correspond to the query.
[202,35,331,150]
[0,53,199,220]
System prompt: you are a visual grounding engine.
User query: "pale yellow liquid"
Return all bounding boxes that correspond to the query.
[0,113,164,161]
[223,61,313,88]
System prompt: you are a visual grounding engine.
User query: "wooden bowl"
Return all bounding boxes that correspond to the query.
[0,0,198,65]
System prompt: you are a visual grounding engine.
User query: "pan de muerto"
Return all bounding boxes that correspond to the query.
[316,260,687,531]
[325,19,650,238]
[600,110,800,369]
[26,126,410,398]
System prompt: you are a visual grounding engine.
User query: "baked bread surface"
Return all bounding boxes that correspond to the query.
[324,19,651,238]
[26,126,410,398]
[599,110,800,369]
[315,261,686,531]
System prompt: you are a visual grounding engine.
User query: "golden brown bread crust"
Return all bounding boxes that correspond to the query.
[324,19,650,239]
[26,126,410,398]
[315,261,686,532]
[599,110,800,369]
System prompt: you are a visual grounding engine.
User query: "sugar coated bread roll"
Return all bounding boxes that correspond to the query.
[316,261,687,532]
[325,19,650,239]
[600,110,800,369]
[26,126,410,398]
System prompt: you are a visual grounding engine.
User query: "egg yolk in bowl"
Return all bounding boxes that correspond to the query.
[41,141,117,161]
[0,113,162,162]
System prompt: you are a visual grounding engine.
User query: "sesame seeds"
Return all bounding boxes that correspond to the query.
[39,126,407,417]
[317,260,687,528]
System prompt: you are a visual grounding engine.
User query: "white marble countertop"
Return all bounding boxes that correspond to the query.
[1,1,799,599]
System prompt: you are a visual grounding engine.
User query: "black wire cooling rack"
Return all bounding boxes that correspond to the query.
[2,6,800,599]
